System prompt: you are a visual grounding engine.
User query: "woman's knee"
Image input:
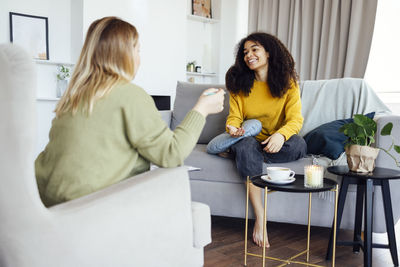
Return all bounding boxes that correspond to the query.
[288,135,307,155]
[206,132,232,154]
[242,119,262,137]
[282,135,307,158]
[264,135,307,163]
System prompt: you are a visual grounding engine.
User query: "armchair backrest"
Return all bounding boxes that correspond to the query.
[0,44,46,224]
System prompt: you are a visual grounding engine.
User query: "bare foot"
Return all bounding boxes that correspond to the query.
[253,219,270,248]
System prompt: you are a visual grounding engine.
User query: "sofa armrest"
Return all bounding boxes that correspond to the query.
[373,115,400,232]
[191,201,211,248]
[48,167,204,266]
[160,110,172,127]
[375,114,400,169]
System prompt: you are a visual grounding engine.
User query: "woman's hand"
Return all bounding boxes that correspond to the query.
[193,88,225,117]
[227,125,245,137]
[261,132,285,153]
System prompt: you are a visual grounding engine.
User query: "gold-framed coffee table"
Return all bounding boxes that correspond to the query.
[244,174,339,267]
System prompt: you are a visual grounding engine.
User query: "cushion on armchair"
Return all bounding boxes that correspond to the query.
[171,81,229,144]
[303,112,375,160]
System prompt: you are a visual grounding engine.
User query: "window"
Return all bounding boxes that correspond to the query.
[365,0,400,94]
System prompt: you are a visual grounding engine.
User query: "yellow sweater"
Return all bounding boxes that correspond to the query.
[226,80,303,142]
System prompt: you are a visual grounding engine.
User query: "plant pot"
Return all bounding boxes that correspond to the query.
[57,80,68,98]
[186,64,195,72]
[345,145,380,173]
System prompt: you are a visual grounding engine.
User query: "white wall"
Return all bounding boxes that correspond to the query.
[218,0,248,84]
[82,0,187,97]
[186,20,215,73]
[0,0,71,62]
[70,0,83,62]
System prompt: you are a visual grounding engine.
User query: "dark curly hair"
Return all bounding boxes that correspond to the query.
[225,32,298,98]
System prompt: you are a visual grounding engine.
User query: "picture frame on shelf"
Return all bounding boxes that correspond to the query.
[9,12,49,60]
[192,0,212,19]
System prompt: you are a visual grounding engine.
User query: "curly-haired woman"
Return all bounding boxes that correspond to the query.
[207,32,307,247]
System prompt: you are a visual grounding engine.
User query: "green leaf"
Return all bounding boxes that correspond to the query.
[342,123,358,138]
[355,126,366,138]
[358,137,366,146]
[394,145,400,154]
[354,114,376,135]
[381,123,393,136]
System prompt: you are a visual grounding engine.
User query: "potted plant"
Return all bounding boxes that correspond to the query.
[186,61,196,73]
[56,65,71,98]
[339,114,400,172]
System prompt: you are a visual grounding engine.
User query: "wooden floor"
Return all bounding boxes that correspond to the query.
[204,216,399,267]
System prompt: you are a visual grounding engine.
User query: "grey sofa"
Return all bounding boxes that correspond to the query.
[161,78,400,233]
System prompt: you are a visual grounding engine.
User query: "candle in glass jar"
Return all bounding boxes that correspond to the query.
[304,165,324,188]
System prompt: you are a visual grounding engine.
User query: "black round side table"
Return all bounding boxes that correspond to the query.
[244,174,339,267]
[325,166,400,267]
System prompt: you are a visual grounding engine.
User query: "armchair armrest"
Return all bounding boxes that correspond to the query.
[191,201,211,248]
[47,167,204,266]
[375,114,400,169]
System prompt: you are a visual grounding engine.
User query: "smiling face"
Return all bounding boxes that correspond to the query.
[243,40,269,72]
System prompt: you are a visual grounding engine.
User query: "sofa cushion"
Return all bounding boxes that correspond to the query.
[171,81,229,144]
[185,145,329,183]
[184,145,242,183]
[303,112,375,160]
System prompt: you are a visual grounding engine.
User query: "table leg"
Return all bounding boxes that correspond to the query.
[326,177,350,260]
[244,177,250,266]
[307,192,312,262]
[332,184,339,267]
[381,180,399,266]
[364,179,373,267]
[353,183,365,253]
[262,186,268,267]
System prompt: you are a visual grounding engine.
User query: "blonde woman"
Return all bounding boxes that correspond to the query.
[35,17,225,207]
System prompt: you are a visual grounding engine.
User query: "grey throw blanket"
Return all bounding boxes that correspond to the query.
[299,78,391,136]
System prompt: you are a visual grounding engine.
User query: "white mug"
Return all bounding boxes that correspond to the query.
[267,167,295,181]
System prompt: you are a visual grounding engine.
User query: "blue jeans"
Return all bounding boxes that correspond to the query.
[206,119,262,154]
[230,135,307,180]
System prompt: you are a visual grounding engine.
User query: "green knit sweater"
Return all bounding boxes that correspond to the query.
[35,82,205,207]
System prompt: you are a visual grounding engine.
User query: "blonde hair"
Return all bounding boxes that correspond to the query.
[55,16,139,116]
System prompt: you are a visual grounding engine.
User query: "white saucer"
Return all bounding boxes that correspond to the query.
[261,175,296,185]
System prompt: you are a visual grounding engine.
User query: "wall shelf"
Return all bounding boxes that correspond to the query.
[36,97,60,101]
[187,14,219,24]
[186,72,217,77]
[34,60,74,66]
[186,1,220,84]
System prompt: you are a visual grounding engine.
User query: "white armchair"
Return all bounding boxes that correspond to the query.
[0,43,211,267]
